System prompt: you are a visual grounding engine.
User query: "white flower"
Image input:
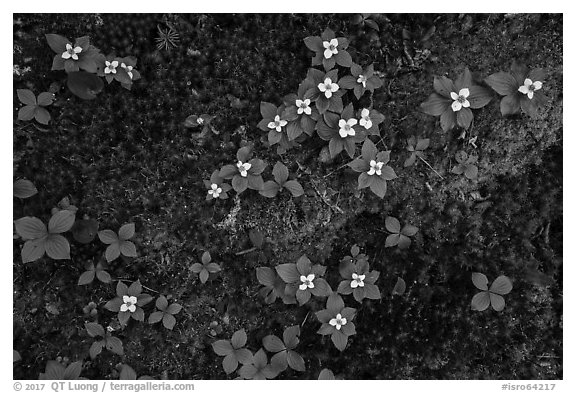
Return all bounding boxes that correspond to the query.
[338,118,357,138]
[367,160,384,176]
[299,274,315,290]
[518,78,542,100]
[318,78,340,99]
[61,43,82,60]
[296,99,312,115]
[120,295,137,313]
[350,273,366,288]
[357,74,367,88]
[208,183,222,198]
[104,60,119,74]
[197,117,204,125]
[359,108,372,129]
[329,313,347,330]
[236,161,252,177]
[322,38,339,59]
[121,62,134,79]
[267,115,287,132]
[450,88,470,112]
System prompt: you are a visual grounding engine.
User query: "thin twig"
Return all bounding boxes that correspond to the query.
[323,161,352,178]
[235,247,257,256]
[418,155,445,180]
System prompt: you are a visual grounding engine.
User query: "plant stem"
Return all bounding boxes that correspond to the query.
[235,247,257,256]
[418,155,444,180]
[323,161,352,178]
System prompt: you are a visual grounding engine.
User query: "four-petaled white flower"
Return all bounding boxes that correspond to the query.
[267,115,287,132]
[236,161,252,177]
[318,78,340,99]
[299,274,315,290]
[61,43,82,60]
[450,88,470,112]
[518,78,543,100]
[357,74,367,88]
[121,62,134,79]
[338,118,357,138]
[367,160,384,176]
[104,60,119,74]
[329,313,347,330]
[359,108,372,129]
[350,273,366,288]
[322,38,339,59]
[208,183,222,198]
[296,99,312,115]
[120,295,137,313]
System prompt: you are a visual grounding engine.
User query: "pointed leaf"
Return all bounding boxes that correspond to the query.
[231,329,247,349]
[392,277,406,295]
[106,336,124,355]
[490,293,506,311]
[385,216,401,233]
[272,162,289,184]
[385,233,400,248]
[120,240,137,257]
[212,340,233,356]
[331,329,348,351]
[421,93,450,116]
[98,229,118,244]
[14,179,38,199]
[89,341,103,359]
[283,180,304,197]
[17,89,37,105]
[14,217,47,240]
[118,223,135,240]
[490,276,513,295]
[162,313,177,330]
[148,311,164,324]
[105,243,121,262]
[78,270,95,285]
[48,210,75,234]
[485,72,519,96]
[44,234,70,259]
[276,263,300,284]
[256,267,276,287]
[263,335,286,353]
[85,322,105,338]
[471,291,490,311]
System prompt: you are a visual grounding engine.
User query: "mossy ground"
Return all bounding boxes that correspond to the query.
[13,13,562,379]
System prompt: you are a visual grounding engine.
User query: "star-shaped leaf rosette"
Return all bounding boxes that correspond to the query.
[260,162,305,198]
[275,255,331,306]
[337,247,381,302]
[421,67,493,131]
[317,103,366,159]
[204,170,232,201]
[384,216,418,249]
[16,89,54,125]
[219,146,266,194]
[262,325,306,372]
[303,28,353,71]
[98,223,137,262]
[257,102,298,153]
[316,294,356,352]
[355,107,384,136]
[104,280,153,327]
[347,139,397,198]
[471,273,513,312]
[281,78,321,140]
[303,68,345,115]
[45,34,100,73]
[338,63,383,99]
[212,329,254,375]
[485,61,548,118]
[96,55,141,88]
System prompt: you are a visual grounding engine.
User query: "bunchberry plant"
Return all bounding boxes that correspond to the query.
[14,210,76,263]
[204,170,232,201]
[72,217,99,244]
[276,255,331,305]
[282,78,320,139]
[315,294,356,352]
[98,223,137,262]
[471,273,513,312]
[16,89,54,125]
[52,196,78,215]
[104,280,153,327]
[13,179,37,199]
[304,28,352,71]
[420,67,493,131]
[348,139,397,198]
[485,61,548,117]
[85,322,124,359]
[257,102,297,152]
[384,216,418,249]
[338,63,383,99]
[303,68,344,114]
[46,34,100,73]
[238,348,279,380]
[256,267,296,305]
[39,360,83,380]
[184,113,214,131]
[317,105,366,158]
[356,107,384,136]
[351,14,380,31]
[212,329,254,375]
[190,251,221,284]
[451,150,478,180]
[262,326,305,372]
[219,146,266,194]
[78,260,111,285]
[97,56,141,88]
[260,162,304,198]
[318,368,336,380]
[392,277,407,296]
[337,248,381,302]
[148,295,182,330]
[404,137,430,167]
